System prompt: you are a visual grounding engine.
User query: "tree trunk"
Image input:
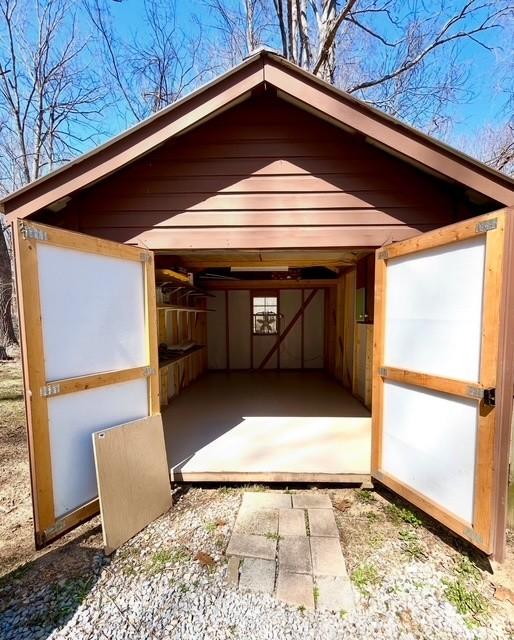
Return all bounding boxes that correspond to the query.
[0,225,18,359]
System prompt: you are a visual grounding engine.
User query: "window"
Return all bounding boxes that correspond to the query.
[252,296,278,335]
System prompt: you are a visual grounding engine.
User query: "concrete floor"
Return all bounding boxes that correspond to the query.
[163,371,371,482]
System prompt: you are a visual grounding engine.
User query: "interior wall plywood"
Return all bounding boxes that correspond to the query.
[228,290,251,369]
[384,236,486,382]
[207,291,227,369]
[353,323,373,408]
[254,334,278,369]
[343,269,356,388]
[279,290,302,369]
[47,378,149,518]
[93,415,171,554]
[303,289,324,368]
[382,380,477,524]
[37,244,146,381]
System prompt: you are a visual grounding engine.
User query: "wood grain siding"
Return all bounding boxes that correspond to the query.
[49,95,461,249]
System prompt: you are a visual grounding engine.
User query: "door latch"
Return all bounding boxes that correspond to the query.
[483,388,496,407]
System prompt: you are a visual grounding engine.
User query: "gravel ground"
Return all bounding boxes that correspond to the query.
[1,486,513,640]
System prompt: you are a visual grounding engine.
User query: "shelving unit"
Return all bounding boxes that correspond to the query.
[156,269,209,406]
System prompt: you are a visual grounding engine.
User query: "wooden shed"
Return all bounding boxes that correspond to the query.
[3,50,514,560]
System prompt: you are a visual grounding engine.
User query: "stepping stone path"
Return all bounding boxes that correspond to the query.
[225,492,356,612]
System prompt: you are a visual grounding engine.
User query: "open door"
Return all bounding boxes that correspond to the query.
[13,220,160,547]
[372,210,510,555]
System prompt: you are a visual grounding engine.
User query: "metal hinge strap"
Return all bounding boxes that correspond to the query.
[143,367,156,377]
[377,249,389,260]
[475,218,497,234]
[140,252,151,263]
[21,223,48,242]
[40,383,61,397]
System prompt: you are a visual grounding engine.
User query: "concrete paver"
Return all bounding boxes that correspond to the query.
[292,493,332,509]
[239,558,276,594]
[226,556,240,587]
[276,571,315,609]
[308,508,339,538]
[242,492,292,510]
[310,537,347,576]
[315,576,356,612]
[278,536,312,574]
[226,533,277,561]
[278,508,306,536]
[234,508,279,535]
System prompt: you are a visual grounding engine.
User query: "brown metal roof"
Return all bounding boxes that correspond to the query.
[3,49,513,220]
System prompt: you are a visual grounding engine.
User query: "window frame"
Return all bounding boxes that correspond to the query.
[251,291,279,336]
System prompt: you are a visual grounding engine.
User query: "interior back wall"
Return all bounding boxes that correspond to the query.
[207,289,325,370]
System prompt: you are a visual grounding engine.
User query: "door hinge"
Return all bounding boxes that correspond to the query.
[140,252,152,263]
[475,218,497,234]
[40,383,61,397]
[143,366,156,377]
[377,249,389,260]
[379,367,388,377]
[483,388,496,407]
[21,223,48,242]
[466,386,484,400]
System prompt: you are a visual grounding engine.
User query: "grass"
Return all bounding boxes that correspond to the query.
[217,486,237,495]
[313,585,320,606]
[0,363,24,401]
[0,563,30,590]
[203,521,218,534]
[351,563,381,596]
[443,578,489,626]
[398,530,427,561]
[265,531,281,541]
[453,555,481,582]
[339,609,347,620]
[146,548,190,574]
[365,511,379,522]
[385,503,423,527]
[356,489,376,504]
[241,484,267,492]
[441,555,488,627]
[27,576,95,629]
[297,605,306,614]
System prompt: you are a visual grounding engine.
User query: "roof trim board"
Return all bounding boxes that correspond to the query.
[2,50,513,220]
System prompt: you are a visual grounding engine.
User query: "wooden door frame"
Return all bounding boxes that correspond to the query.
[13,220,159,547]
[371,209,513,558]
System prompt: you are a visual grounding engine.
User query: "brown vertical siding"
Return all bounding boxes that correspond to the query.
[43,94,463,248]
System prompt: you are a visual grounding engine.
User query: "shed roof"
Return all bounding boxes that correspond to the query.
[2,49,514,220]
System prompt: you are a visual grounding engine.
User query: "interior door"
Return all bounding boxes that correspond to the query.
[13,220,160,548]
[372,210,507,554]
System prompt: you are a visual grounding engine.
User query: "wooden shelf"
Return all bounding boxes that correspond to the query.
[159,345,206,370]
[157,305,211,312]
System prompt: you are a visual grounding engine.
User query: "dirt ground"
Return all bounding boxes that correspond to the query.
[0,360,104,578]
[1,360,513,635]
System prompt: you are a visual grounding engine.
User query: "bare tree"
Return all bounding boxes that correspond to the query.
[0,0,105,358]
[206,1,514,132]
[86,0,213,123]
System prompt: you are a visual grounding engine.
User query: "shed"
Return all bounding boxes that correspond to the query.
[3,50,514,560]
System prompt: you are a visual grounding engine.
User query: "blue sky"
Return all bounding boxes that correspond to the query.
[101,0,511,142]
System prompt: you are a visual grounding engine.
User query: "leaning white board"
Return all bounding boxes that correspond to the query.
[93,415,172,554]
